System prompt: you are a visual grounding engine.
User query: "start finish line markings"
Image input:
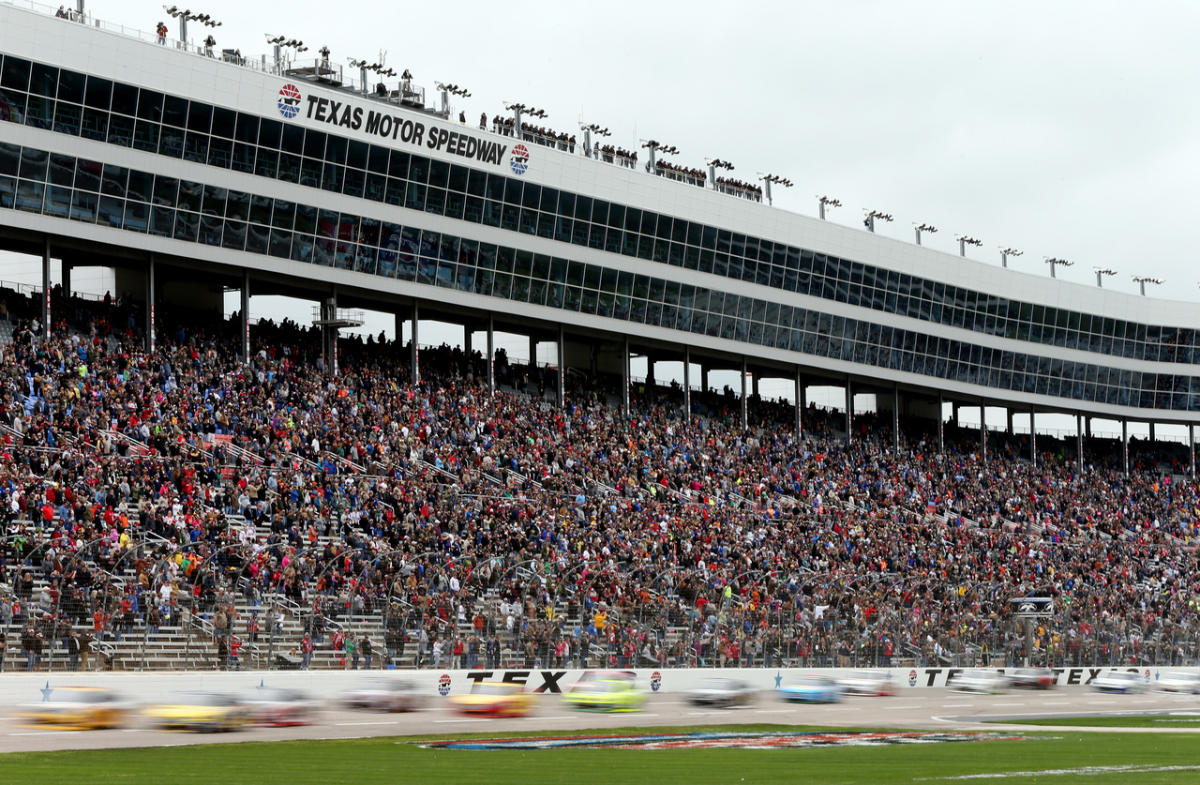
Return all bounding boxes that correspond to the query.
[420,731,1035,751]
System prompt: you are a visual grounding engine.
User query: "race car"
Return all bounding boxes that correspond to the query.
[450,681,535,717]
[947,670,1009,694]
[687,677,756,708]
[16,686,130,729]
[562,674,647,712]
[779,676,841,703]
[144,691,251,732]
[1155,670,1200,694]
[1091,670,1147,694]
[240,687,318,726]
[837,671,895,696]
[1007,668,1056,690]
[342,678,424,712]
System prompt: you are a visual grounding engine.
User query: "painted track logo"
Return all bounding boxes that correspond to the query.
[437,674,452,696]
[421,731,1033,751]
[510,143,530,176]
[278,83,302,119]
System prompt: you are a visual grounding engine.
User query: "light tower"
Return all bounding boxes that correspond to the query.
[999,247,1022,268]
[817,195,841,220]
[913,223,937,246]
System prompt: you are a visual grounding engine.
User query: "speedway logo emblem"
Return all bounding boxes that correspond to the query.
[278,84,302,119]
[423,731,1032,750]
[437,674,452,696]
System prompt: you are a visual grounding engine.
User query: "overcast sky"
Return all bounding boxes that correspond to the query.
[6,0,1200,433]
[69,0,1200,298]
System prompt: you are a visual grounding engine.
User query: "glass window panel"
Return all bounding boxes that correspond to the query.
[183,131,209,163]
[98,196,123,227]
[210,106,235,138]
[52,102,81,135]
[101,164,127,197]
[70,189,101,221]
[0,142,20,176]
[148,205,174,236]
[83,75,112,110]
[294,204,317,234]
[24,95,53,129]
[152,175,178,206]
[207,137,232,168]
[259,118,283,148]
[106,113,134,146]
[43,185,70,217]
[80,108,108,141]
[133,120,160,152]
[1,57,30,91]
[18,147,48,181]
[235,112,259,143]
[254,148,278,179]
[29,63,57,98]
[185,101,211,133]
[56,69,85,103]
[15,180,44,213]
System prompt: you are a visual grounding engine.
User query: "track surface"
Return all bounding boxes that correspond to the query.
[3,687,1199,753]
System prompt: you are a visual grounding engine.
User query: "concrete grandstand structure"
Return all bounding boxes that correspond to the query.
[1,3,1199,674]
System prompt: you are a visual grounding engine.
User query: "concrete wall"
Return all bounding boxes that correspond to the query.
[1,665,1184,706]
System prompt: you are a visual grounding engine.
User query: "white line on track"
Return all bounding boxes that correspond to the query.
[433,718,492,724]
[334,721,399,726]
[941,703,972,708]
[993,702,1025,707]
[884,705,921,710]
[753,709,794,714]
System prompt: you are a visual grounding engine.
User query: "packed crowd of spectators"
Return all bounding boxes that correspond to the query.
[489,116,576,152]
[714,177,763,202]
[1,284,1198,673]
[598,145,638,169]
[652,160,707,187]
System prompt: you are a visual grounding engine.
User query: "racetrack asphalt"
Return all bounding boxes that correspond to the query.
[2,686,1199,753]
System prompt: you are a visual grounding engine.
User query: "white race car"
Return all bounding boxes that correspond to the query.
[947,670,1009,694]
[1155,670,1200,694]
[1091,670,1147,694]
[838,671,895,696]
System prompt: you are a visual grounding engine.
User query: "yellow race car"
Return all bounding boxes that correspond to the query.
[17,686,129,729]
[562,672,647,712]
[144,691,251,732]
[449,681,535,717]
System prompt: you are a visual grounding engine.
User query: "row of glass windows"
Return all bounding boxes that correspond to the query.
[2,139,1197,412]
[1,53,1198,367]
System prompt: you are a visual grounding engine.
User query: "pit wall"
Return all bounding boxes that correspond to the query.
[0,665,1184,705]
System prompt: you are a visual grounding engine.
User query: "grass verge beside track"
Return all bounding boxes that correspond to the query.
[4,725,1200,784]
[1002,715,1200,728]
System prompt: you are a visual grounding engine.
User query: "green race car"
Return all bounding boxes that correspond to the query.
[562,672,647,712]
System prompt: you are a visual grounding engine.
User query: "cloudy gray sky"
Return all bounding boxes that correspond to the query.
[5,0,1200,433]
[24,0,1200,294]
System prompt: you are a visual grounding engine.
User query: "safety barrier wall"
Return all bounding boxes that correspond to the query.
[0,665,1188,706]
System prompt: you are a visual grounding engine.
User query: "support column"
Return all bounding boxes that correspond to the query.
[951,403,960,429]
[1191,424,1196,478]
[42,237,51,341]
[486,314,495,395]
[556,325,565,406]
[893,384,901,451]
[1029,409,1036,465]
[980,401,987,462]
[1122,420,1129,475]
[321,294,339,375]
[1076,413,1084,467]
[621,336,630,413]
[844,377,853,441]
[464,326,472,358]
[1149,422,1156,444]
[410,301,420,385]
[1006,409,1014,436]
[795,369,804,442]
[145,256,156,353]
[240,270,250,365]
[61,260,71,300]
[937,394,945,452]
[1085,417,1091,440]
[683,347,692,423]
[529,334,538,372]
[751,371,760,400]
[740,357,748,430]
[700,365,709,395]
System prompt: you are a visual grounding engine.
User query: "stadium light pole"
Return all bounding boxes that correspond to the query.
[863,210,893,233]
[758,174,793,206]
[999,247,1022,268]
[707,158,734,190]
[1093,267,1116,287]
[817,195,841,221]
[580,122,610,159]
[435,82,471,115]
[1132,275,1163,296]
[266,34,307,72]
[505,102,547,142]
[641,140,680,173]
[956,235,982,257]
[164,6,221,50]
[1043,257,1073,279]
[914,223,937,246]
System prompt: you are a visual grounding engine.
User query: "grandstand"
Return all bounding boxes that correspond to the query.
[1,3,1199,673]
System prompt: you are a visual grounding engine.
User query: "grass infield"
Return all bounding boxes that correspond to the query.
[4,724,1200,784]
[1002,714,1200,728]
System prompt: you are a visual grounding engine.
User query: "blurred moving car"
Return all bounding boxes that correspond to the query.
[1008,668,1056,690]
[16,686,130,729]
[838,671,895,696]
[450,681,535,716]
[947,670,1009,694]
[779,676,841,703]
[241,687,318,726]
[688,677,755,708]
[1155,670,1200,694]
[1092,671,1147,694]
[563,673,647,712]
[144,691,250,732]
[343,679,424,712]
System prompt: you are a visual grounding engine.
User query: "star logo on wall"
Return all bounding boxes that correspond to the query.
[774,671,782,689]
[41,681,53,702]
